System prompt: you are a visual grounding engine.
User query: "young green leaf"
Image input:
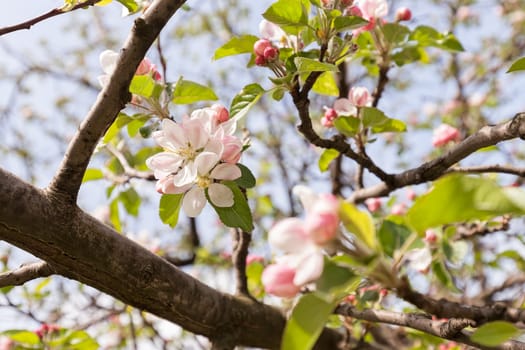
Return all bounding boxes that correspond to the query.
[333,16,368,32]
[209,181,254,231]
[294,57,338,73]
[82,168,104,183]
[334,116,360,137]
[213,35,259,60]
[312,71,339,96]
[263,0,309,27]
[159,194,184,228]
[235,164,256,189]
[119,187,141,217]
[470,321,520,347]
[129,75,162,99]
[507,57,525,73]
[230,83,265,119]
[281,293,336,350]
[339,202,376,249]
[172,79,218,104]
[318,149,340,172]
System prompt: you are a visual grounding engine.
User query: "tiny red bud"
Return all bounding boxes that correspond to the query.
[255,55,267,66]
[253,39,272,56]
[395,7,412,22]
[263,46,279,61]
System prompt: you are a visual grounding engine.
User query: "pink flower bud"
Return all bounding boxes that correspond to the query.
[321,116,334,127]
[254,39,272,56]
[346,5,363,17]
[255,55,267,66]
[221,135,243,164]
[424,229,437,244]
[324,107,338,121]
[246,254,264,265]
[406,188,417,201]
[395,7,412,21]
[305,195,340,244]
[432,124,460,147]
[365,197,382,212]
[348,86,371,107]
[211,104,229,123]
[263,46,279,61]
[261,264,301,298]
[136,58,154,75]
[391,203,407,215]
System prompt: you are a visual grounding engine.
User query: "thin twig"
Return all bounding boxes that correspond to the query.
[0,261,54,288]
[0,0,101,36]
[106,143,156,181]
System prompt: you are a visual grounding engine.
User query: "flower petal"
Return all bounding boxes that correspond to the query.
[185,118,209,150]
[268,218,310,254]
[210,163,241,180]
[99,50,118,74]
[293,250,324,286]
[172,162,197,187]
[195,152,220,175]
[182,187,206,217]
[146,152,183,175]
[161,119,187,149]
[208,183,234,207]
[333,98,357,116]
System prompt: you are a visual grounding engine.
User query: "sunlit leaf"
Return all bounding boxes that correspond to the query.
[82,168,104,183]
[172,78,218,104]
[312,71,339,96]
[213,35,259,60]
[159,194,184,228]
[229,83,265,119]
[263,0,309,27]
[507,57,525,73]
[470,321,520,347]
[294,57,338,73]
[318,149,339,172]
[339,202,376,249]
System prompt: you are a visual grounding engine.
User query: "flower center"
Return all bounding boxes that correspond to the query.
[196,175,211,189]
[176,146,196,161]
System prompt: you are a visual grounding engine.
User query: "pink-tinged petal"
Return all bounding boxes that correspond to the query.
[404,247,432,273]
[99,50,118,75]
[348,86,372,107]
[218,118,237,136]
[293,250,324,286]
[259,19,286,42]
[191,107,218,134]
[305,211,339,245]
[161,119,187,149]
[261,264,301,298]
[432,124,460,147]
[155,176,191,194]
[182,187,206,217]
[172,163,197,187]
[333,98,357,116]
[194,152,220,175]
[210,163,241,180]
[184,118,209,150]
[204,137,224,156]
[268,218,310,254]
[365,197,382,212]
[135,58,154,75]
[146,152,183,174]
[359,0,388,19]
[208,183,234,207]
[292,185,317,213]
[220,135,243,164]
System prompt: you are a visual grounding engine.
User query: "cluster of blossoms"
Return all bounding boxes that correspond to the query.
[146,105,244,217]
[432,124,460,147]
[261,186,340,297]
[98,49,161,87]
[35,324,61,339]
[254,19,304,67]
[344,0,411,36]
[322,86,372,127]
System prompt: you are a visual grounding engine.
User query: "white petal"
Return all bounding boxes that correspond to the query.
[146,152,183,174]
[195,152,220,175]
[99,50,119,74]
[162,119,187,149]
[172,163,197,187]
[204,137,224,157]
[293,250,324,286]
[219,119,237,135]
[292,185,317,213]
[333,98,357,116]
[182,187,206,217]
[268,218,311,254]
[210,163,241,180]
[404,248,432,272]
[185,118,209,149]
[208,183,234,207]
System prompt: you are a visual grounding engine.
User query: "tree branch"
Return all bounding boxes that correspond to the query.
[0,0,101,37]
[350,112,525,202]
[0,261,54,288]
[48,0,186,202]
[447,164,525,177]
[0,168,343,349]
[106,144,155,181]
[336,304,525,350]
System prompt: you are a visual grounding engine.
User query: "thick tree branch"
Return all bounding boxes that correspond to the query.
[48,0,185,202]
[0,168,342,349]
[350,112,525,202]
[0,0,101,37]
[336,304,525,350]
[0,261,54,288]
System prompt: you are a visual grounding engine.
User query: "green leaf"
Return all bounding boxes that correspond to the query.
[438,34,464,52]
[334,116,360,136]
[117,0,139,14]
[382,23,410,44]
[229,83,265,119]
[1,330,40,345]
[109,198,121,232]
[172,79,218,104]
[214,35,259,60]
[507,57,525,73]
[263,0,309,27]
[235,164,256,189]
[82,168,104,183]
[470,321,520,347]
[312,71,339,96]
[339,202,376,249]
[127,115,150,137]
[316,258,358,297]
[361,107,406,133]
[318,149,340,172]
[407,174,525,233]
[119,187,141,217]
[294,57,338,73]
[378,220,412,257]
[159,194,184,228]
[129,75,162,99]
[103,113,132,143]
[282,293,335,350]
[209,181,254,231]
[333,16,368,32]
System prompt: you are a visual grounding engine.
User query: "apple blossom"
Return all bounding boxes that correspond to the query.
[321,107,338,127]
[390,203,407,215]
[210,104,229,124]
[0,337,13,350]
[98,49,161,87]
[333,98,358,117]
[424,229,437,244]
[246,254,264,265]
[259,20,286,44]
[432,124,460,147]
[395,7,412,22]
[348,86,372,107]
[358,0,388,19]
[261,263,301,298]
[304,194,340,244]
[365,197,382,212]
